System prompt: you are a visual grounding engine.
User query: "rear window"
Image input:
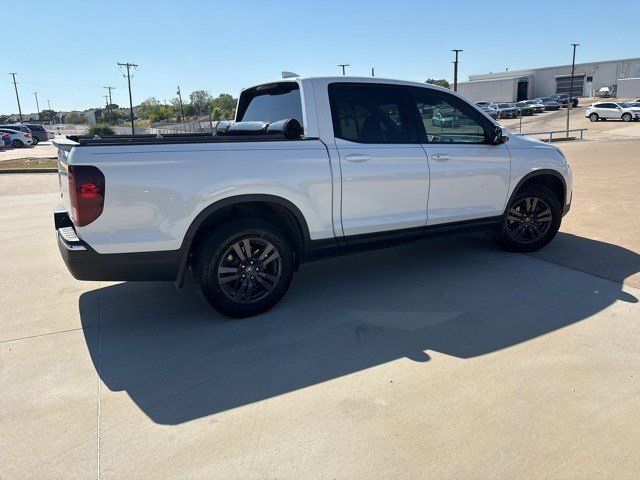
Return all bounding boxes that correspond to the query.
[27,125,45,131]
[236,82,303,125]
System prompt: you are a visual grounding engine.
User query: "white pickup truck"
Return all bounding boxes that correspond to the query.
[54,76,572,317]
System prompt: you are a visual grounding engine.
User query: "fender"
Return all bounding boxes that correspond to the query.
[505,168,567,212]
[174,194,312,288]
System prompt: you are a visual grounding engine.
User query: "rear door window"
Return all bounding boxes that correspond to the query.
[236,82,303,124]
[328,83,410,143]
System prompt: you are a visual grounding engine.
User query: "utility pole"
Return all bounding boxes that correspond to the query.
[452,49,463,92]
[176,86,187,125]
[566,43,579,137]
[102,95,110,107]
[103,86,115,107]
[118,62,138,135]
[371,66,375,77]
[47,99,54,125]
[9,73,23,122]
[338,64,350,76]
[34,92,41,120]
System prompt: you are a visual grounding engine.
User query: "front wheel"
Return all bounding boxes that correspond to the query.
[495,186,561,253]
[622,113,632,122]
[589,113,599,122]
[32,137,39,145]
[193,219,295,318]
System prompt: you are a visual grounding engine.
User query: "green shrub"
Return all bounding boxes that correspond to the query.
[88,124,115,137]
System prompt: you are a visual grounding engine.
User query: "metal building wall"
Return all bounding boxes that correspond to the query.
[456,77,518,102]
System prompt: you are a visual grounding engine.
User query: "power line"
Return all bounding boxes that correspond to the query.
[118,62,138,135]
[9,73,23,121]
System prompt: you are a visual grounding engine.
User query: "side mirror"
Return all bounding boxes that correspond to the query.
[490,125,509,145]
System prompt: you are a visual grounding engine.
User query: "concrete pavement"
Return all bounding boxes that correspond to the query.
[1,140,639,479]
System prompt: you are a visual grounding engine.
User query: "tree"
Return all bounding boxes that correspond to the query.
[65,112,87,124]
[39,109,57,122]
[425,78,450,88]
[189,90,213,116]
[88,124,115,136]
[106,103,120,110]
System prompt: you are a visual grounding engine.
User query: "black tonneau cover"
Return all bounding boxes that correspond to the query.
[68,119,307,146]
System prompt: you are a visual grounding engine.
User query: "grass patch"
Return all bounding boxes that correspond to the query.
[0,157,57,171]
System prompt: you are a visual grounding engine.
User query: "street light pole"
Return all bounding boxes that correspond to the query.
[371,66,375,77]
[338,64,350,76]
[34,92,41,120]
[118,62,138,135]
[452,49,463,92]
[566,43,579,137]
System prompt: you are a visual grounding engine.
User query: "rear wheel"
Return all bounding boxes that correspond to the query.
[11,139,24,148]
[589,113,599,122]
[32,137,39,145]
[495,186,561,253]
[622,113,632,122]
[193,219,295,318]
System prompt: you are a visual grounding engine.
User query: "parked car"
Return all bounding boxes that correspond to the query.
[0,128,33,147]
[1,132,10,147]
[550,93,579,108]
[478,104,499,120]
[21,124,50,144]
[490,103,518,119]
[53,76,572,318]
[47,129,56,140]
[585,102,640,122]
[536,97,562,110]
[514,102,534,116]
[524,100,545,113]
[432,107,462,127]
[475,101,490,107]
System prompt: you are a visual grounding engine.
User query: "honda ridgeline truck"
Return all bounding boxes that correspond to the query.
[54,75,572,317]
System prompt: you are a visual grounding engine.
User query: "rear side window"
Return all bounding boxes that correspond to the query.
[236,82,303,124]
[328,83,409,143]
[28,125,45,131]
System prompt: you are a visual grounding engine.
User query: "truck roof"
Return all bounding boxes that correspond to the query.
[241,76,451,94]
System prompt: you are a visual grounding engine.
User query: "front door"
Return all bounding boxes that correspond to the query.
[408,87,511,225]
[329,83,429,237]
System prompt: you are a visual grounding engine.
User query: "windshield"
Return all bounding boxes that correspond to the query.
[618,103,631,108]
[497,103,511,108]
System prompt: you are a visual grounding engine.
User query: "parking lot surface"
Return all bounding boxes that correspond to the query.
[1,140,639,479]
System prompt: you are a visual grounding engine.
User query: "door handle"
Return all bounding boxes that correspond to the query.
[344,154,372,163]
[431,154,453,162]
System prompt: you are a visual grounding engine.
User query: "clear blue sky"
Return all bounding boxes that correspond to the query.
[2,0,639,114]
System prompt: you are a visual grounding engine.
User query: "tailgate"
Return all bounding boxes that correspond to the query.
[53,139,77,214]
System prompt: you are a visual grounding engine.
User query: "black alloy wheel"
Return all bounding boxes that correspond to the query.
[217,237,282,304]
[505,197,553,244]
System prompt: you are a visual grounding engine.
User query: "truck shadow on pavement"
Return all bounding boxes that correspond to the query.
[79,232,639,425]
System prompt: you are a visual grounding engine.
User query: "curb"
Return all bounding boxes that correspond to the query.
[0,168,58,174]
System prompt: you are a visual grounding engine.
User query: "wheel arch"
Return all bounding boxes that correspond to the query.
[175,194,312,287]
[507,169,566,212]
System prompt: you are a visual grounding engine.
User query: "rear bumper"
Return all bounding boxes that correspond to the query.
[55,208,180,282]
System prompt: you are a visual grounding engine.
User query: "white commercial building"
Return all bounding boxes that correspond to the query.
[457,57,640,102]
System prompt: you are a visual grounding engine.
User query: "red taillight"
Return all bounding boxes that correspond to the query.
[68,165,105,227]
[24,133,30,137]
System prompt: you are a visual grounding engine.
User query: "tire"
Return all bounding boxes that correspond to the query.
[32,137,39,145]
[11,139,24,148]
[622,113,632,122]
[495,186,562,253]
[589,113,599,122]
[193,218,295,318]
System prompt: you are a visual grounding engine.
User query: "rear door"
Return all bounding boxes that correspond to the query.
[329,83,429,236]
[408,87,511,225]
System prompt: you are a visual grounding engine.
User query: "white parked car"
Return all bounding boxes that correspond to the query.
[0,127,34,147]
[47,130,56,139]
[54,75,572,318]
[585,102,640,122]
